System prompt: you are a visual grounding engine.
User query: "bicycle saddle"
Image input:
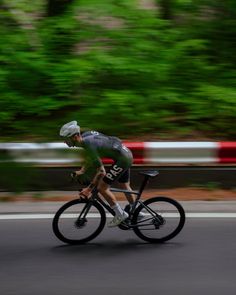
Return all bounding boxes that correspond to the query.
[139,170,159,178]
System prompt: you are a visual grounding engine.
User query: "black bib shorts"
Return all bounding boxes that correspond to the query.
[103,145,133,185]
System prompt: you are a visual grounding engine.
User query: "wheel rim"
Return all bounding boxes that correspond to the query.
[133,197,185,242]
[53,200,105,244]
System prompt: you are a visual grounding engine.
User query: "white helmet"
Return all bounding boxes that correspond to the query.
[60,121,80,137]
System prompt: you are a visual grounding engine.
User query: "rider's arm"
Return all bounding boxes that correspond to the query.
[75,144,101,176]
[80,165,106,197]
[88,166,106,190]
[79,141,105,196]
[74,165,86,176]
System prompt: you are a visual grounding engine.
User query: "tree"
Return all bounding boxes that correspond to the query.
[47,0,75,17]
[158,0,173,20]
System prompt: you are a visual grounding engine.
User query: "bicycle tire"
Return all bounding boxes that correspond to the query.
[52,198,106,244]
[132,196,185,243]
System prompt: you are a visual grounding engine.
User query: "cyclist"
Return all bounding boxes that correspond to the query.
[59,120,136,227]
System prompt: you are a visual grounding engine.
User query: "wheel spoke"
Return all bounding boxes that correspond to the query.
[132,197,185,243]
[52,199,106,244]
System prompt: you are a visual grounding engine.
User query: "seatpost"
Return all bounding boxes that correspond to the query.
[138,175,150,196]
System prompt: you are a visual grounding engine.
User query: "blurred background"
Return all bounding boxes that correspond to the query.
[1,3,236,293]
[1,0,236,141]
[0,0,236,192]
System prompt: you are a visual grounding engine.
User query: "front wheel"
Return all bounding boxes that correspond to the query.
[132,196,185,243]
[52,198,106,244]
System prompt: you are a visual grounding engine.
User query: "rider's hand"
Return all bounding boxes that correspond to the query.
[71,170,84,179]
[79,187,92,198]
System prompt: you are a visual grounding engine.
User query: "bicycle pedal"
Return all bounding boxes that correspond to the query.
[119,219,131,230]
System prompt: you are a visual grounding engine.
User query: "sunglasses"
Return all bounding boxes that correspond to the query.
[64,137,76,147]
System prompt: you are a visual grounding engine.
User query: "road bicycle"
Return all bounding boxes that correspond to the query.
[52,170,186,244]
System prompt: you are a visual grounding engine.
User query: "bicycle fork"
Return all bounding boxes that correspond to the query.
[75,200,93,226]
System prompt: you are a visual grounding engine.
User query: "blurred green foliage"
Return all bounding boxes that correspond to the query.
[0,152,39,192]
[0,0,236,140]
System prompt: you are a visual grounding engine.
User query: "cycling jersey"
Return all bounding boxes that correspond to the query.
[80,131,133,184]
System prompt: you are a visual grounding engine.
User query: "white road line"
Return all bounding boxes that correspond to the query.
[0,214,55,220]
[186,213,236,218]
[1,213,236,220]
[0,213,112,220]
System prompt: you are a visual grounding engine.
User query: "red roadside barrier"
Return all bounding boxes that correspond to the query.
[218,142,236,163]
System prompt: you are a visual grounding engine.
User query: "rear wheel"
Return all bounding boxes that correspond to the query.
[52,199,106,244]
[132,196,185,243]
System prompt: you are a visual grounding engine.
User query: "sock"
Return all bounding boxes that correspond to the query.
[111,203,124,217]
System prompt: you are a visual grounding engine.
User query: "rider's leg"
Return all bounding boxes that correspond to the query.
[97,179,128,227]
[117,168,136,204]
[100,159,132,226]
[97,179,117,207]
[100,162,129,208]
[118,181,145,219]
[118,182,136,204]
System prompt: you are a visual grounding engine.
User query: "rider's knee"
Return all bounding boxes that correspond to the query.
[97,180,109,193]
[119,182,130,190]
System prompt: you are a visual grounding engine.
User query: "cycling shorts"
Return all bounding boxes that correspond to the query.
[103,146,133,185]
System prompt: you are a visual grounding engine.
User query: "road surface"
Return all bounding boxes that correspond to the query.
[0,201,236,295]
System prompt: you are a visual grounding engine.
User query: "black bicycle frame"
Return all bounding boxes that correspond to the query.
[79,171,160,228]
[91,187,141,216]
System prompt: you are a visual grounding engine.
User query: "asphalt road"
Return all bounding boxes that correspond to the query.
[0,214,236,295]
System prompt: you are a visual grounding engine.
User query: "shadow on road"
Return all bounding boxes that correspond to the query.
[50,239,184,257]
